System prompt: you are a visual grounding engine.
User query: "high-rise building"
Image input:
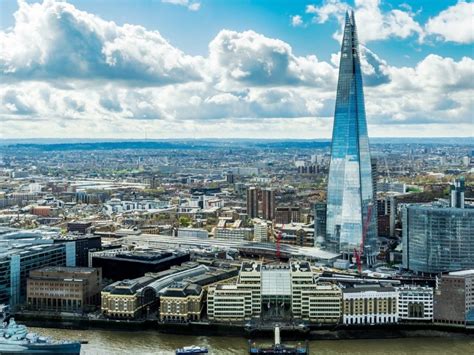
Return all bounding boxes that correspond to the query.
[314,202,327,245]
[402,182,474,274]
[450,177,465,208]
[246,186,259,219]
[325,11,377,261]
[262,188,275,220]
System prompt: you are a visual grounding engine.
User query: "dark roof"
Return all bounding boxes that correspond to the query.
[162,283,203,297]
[103,276,155,295]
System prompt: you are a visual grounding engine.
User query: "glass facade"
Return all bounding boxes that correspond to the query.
[402,206,474,274]
[326,12,376,257]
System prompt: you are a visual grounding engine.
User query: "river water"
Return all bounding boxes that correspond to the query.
[31,327,474,355]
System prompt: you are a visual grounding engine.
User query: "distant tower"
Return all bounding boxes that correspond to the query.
[325,11,377,262]
[262,188,275,220]
[246,187,259,218]
[450,177,465,208]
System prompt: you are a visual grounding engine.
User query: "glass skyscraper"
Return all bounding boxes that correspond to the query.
[325,11,377,260]
[402,205,474,274]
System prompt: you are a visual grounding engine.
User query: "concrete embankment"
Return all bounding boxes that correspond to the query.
[14,312,474,340]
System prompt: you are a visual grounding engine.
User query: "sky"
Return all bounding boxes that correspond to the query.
[0,0,473,139]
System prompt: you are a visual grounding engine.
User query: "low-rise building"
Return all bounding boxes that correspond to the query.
[159,282,204,322]
[27,267,101,313]
[397,285,433,322]
[215,227,253,241]
[305,283,342,324]
[207,261,342,323]
[101,276,156,319]
[342,285,398,325]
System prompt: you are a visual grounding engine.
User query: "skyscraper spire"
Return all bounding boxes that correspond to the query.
[325,12,377,264]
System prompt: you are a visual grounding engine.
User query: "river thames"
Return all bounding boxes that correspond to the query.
[31,327,474,354]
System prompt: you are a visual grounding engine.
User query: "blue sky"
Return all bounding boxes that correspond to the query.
[0,0,473,138]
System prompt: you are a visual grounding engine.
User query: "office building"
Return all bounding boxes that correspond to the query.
[342,285,398,325]
[396,285,433,322]
[207,261,342,323]
[253,222,268,242]
[306,283,342,324]
[402,198,474,274]
[0,233,76,306]
[246,187,259,219]
[314,202,326,245]
[92,251,190,281]
[160,282,204,322]
[450,177,465,208]
[434,270,474,326]
[54,234,101,267]
[262,188,275,220]
[67,221,92,234]
[27,267,101,313]
[325,12,377,262]
[275,207,300,224]
[215,227,253,241]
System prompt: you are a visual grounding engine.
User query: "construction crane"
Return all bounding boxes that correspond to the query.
[354,204,373,274]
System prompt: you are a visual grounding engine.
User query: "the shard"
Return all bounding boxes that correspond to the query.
[325,11,377,263]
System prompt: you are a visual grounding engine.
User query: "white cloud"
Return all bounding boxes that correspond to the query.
[208,30,336,89]
[425,1,474,44]
[0,0,204,83]
[0,0,472,139]
[161,0,201,12]
[291,15,304,27]
[306,0,424,43]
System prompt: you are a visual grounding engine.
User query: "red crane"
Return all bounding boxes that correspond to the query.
[354,204,373,274]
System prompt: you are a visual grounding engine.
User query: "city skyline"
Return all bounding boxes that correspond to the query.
[0,0,473,139]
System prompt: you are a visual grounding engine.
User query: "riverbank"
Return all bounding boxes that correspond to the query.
[13,312,474,341]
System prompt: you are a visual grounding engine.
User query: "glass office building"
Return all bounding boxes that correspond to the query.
[402,205,474,274]
[325,11,377,259]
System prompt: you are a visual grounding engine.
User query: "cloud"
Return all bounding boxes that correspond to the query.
[161,0,201,12]
[365,55,474,125]
[425,1,474,44]
[306,0,424,43]
[208,30,336,88]
[291,15,304,27]
[0,0,472,139]
[0,0,204,84]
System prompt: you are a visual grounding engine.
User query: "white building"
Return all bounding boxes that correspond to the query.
[207,261,342,324]
[396,285,433,322]
[253,222,268,242]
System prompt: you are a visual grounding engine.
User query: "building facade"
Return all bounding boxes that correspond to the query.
[246,187,259,219]
[396,285,433,322]
[160,282,204,322]
[402,205,474,274]
[207,261,342,323]
[434,270,474,325]
[0,241,76,306]
[27,267,101,313]
[262,189,275,221]
[325,11,377,261]
[342,285,398,325]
